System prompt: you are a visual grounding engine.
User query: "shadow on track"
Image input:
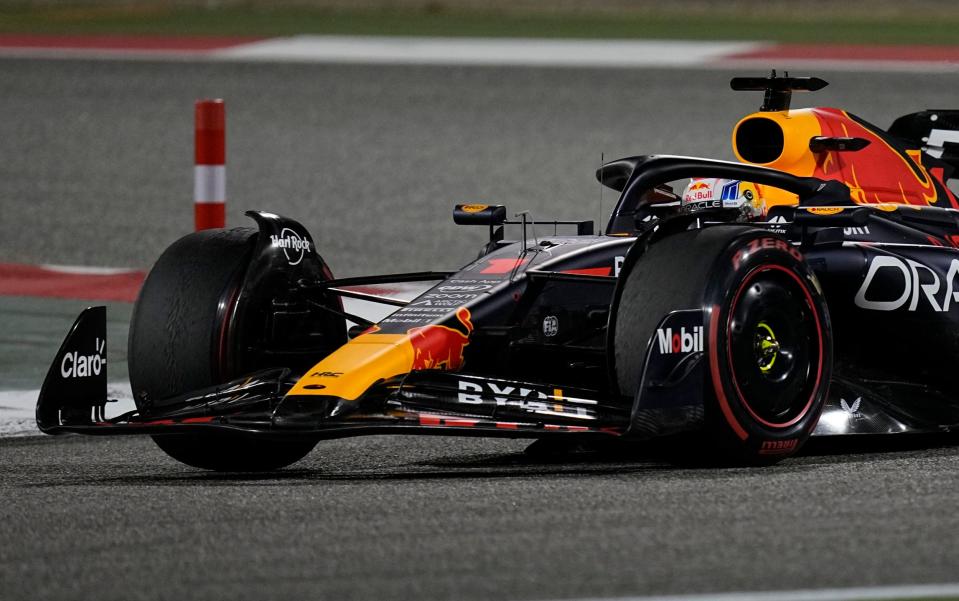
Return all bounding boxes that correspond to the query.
[36,455,673,488]
[801,431,959,457]
[15,431,959,488]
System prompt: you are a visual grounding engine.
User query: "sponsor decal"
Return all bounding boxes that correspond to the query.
[419,293,476,299]
[61,337,106,379]
[926,129,959,159]
[805,206,845,215]
[381,317,429,324]
[874,203,899,212]
[720,180,741,201]
[458,380,546,405]
[766,215,789,234]
[456,380,589,417]
[854,255,959,312]
[542,315,559,337]
[449,279,499,284]
[460,204,488,213]
[686,190,714,201]
[270,227,311,266]
[310,371,342,378]
[843,226,870,236]
[408,307,473,370]
[809,109,947,207]
[401,281,499,313]
[684,179,758,211]
[759,439,798,455]
[655,326,703,355]
[408,299,470,307]
[731,237,803,270]
[841,397,863,419]
[687,200,722,210]
[614,255,625,277]
[683,179,716,202]
[437,284,491,292]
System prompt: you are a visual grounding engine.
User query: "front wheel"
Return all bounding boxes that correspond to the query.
[613,226,832,464]
[129,228,324,471]
[705,232,831,461]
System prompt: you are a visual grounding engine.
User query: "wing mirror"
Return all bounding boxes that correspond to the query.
[453,204,507,226]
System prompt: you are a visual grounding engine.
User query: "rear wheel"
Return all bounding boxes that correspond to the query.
[613,226,831,463]
[129,228,325,471]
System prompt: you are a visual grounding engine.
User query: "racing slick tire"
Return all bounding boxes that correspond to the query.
[129,228,319,471]
[612,226,832,464]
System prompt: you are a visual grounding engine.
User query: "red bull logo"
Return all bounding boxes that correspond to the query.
[289,308,475,401]
[683,179,716,202]
[812,108,957,208]
[408,307,474,370]
[733,107,959,211]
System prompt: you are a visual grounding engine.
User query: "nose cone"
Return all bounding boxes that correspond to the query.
[288,333,416,402]
[287,308,474,403]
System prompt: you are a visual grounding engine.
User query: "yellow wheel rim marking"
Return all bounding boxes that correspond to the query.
[756,321,779,373]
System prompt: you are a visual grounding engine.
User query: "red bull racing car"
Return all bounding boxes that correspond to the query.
[37,74,959,470]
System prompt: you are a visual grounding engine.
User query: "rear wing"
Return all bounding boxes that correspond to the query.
[889,110,959,176]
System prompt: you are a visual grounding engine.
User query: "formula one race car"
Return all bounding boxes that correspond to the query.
[37,74,959,470]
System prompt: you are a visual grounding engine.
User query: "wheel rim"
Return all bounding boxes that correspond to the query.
[754,321,780,374]
[726,264,823,428]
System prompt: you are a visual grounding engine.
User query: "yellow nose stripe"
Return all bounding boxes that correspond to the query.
[288,333,414,401]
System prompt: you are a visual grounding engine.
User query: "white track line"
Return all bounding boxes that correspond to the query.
[215,36,764,67]
[38,264,142,275]
[1,36,956,73]
[548,583,959,601]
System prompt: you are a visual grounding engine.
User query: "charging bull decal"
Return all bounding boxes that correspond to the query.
[288,307,475,401]
[409,308,474,370]
[733,107,959,210]
[812,108,957,208]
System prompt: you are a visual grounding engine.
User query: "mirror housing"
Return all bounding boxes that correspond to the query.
[453,204,507,226]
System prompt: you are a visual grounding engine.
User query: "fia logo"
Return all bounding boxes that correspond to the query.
[542,315,559,337]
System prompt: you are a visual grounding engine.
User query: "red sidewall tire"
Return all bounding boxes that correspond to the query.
[704,232,832,460]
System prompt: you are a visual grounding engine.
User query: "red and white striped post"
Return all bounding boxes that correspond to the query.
[194,99,226,230]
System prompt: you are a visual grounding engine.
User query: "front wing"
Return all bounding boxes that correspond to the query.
[37,308,629,440]
[40,367,628,441]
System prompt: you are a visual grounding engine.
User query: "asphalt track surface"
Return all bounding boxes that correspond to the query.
[3,58,959,600]
[4,434,959,601]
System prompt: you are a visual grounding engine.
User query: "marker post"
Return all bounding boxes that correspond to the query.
[194,99,226,230]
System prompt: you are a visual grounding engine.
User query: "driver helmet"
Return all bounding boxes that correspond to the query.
[681,178,765,220]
